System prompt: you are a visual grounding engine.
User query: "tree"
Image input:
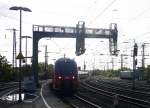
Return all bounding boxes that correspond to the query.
[102,67,129,78]
[38,62,53,79]
[0,54,12,81]
[47,64,53,79]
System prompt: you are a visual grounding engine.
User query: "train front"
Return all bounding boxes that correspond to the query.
[52,58,78,93]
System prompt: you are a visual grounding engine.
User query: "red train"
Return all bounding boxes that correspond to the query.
[51,58,78,94]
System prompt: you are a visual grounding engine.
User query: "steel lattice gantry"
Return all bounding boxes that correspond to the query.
[32,21,118,86]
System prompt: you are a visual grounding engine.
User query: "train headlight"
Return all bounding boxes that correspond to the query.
[58,76,62,79]
[72,76,75,79]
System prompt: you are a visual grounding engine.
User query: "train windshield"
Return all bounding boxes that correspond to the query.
[55,60,77,75]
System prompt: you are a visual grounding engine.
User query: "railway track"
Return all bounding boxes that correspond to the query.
[80,81,150,108]
[0,82,18,91]
[61,94,102,108]
[100,78,150,92]
[78,83,114,108]
[0,82,19,108]
[87,79,150,101]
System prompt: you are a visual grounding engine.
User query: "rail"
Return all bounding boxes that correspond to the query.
[81,82,150,108]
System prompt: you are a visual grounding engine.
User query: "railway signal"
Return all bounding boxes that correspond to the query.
[132,43,138,90]
[76,21,86,56]
[133,43,138,56]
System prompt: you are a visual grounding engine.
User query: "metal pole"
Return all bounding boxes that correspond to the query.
[14,29,17,74]
[121,54,123,71]
[12,29,15,75]
[18,9,22,102]
[44,45,48,79]
[132,55,135,90]
[25,36,27,66]
[13,29,17,80]
[142,44,145,68]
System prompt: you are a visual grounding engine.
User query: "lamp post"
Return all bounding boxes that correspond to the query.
[44,45,48,79]
[9,6,31,102]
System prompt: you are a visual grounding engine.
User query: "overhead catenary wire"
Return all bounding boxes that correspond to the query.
[126,7,150,40]
[88,0,117,26]
[48,39,63,52]
[129,7,150,22]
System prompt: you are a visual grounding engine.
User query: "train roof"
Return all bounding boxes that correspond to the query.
[55,58,76,63]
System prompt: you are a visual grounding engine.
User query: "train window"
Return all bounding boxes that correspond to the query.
[55,60,77,75]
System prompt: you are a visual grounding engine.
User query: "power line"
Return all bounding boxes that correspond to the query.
[0,11,18,20]
[127,32,150,42]
[129,7,150,22]
[88,0,117,26]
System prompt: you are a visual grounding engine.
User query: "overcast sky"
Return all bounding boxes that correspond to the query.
[0,0,150,70]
